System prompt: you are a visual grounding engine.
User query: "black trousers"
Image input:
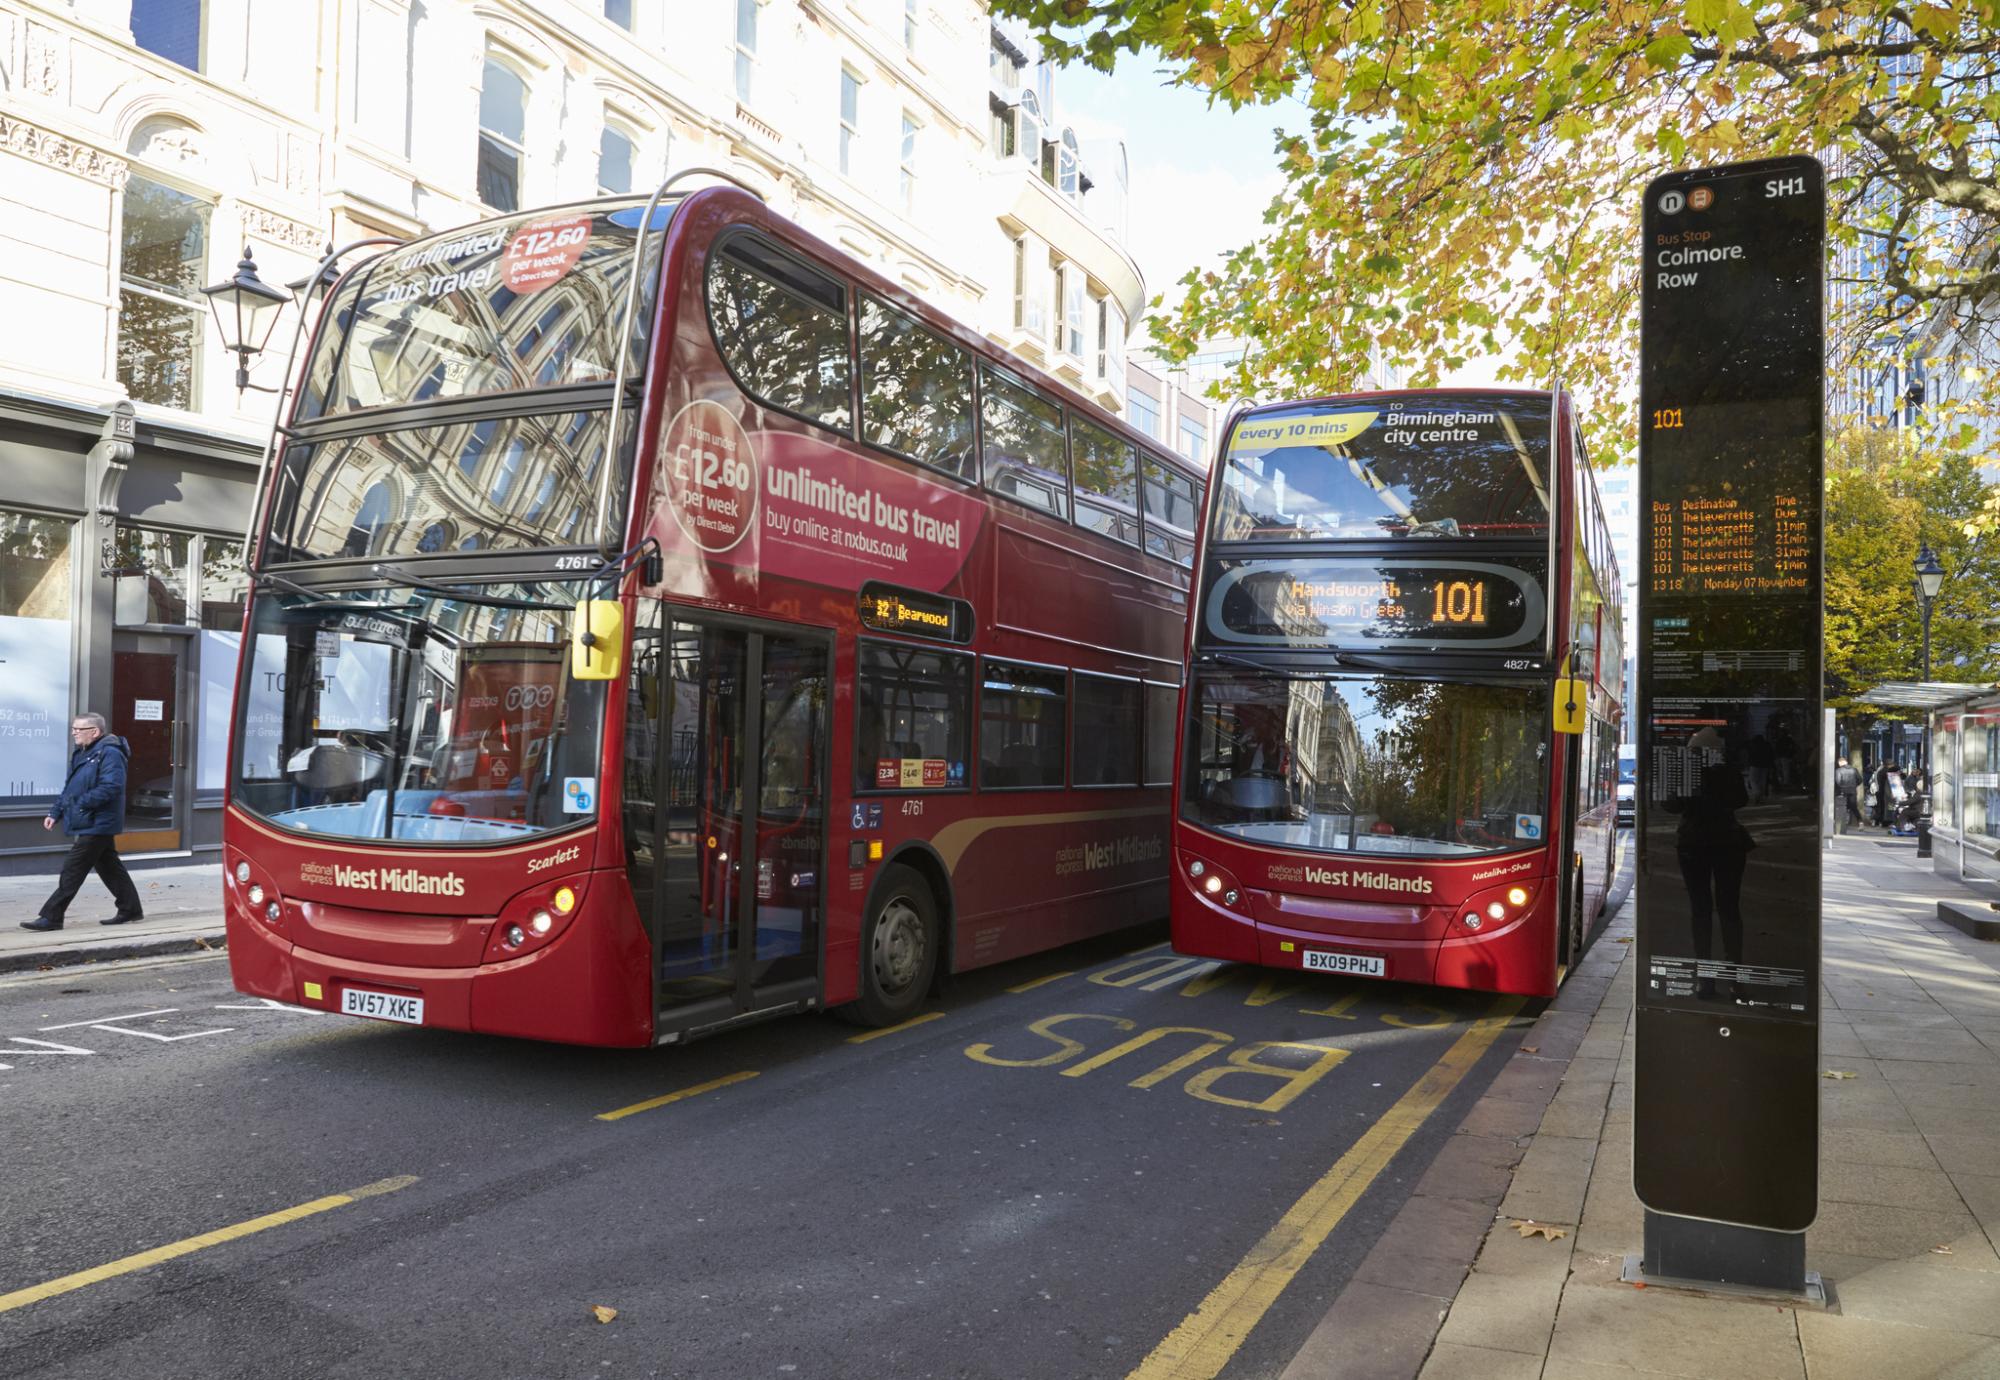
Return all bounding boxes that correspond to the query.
[39,835,142,923]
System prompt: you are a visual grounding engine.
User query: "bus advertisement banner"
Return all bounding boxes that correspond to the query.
[1635,156,1824,1253]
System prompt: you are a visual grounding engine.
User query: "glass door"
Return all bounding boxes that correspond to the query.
[653,616,828,1026]
[112,632,186,852]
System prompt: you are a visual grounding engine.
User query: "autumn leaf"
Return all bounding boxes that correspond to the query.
[1512,1219,1568,1241]
[1929,1244,1955,1255]
[1822,1070,1857,1080]
[590,1305,619,1324]
[1522,1045,1540,1054]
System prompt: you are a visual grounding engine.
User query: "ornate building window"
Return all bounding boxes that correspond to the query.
[117,175,211,410]
[478,57,527,212]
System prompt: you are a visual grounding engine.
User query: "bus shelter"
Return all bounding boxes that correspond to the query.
[1856,682,2000,886]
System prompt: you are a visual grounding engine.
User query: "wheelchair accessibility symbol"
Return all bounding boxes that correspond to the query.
[563,777,596,814]
[1515,814,1544,841]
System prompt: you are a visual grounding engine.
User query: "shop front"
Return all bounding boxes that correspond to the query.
[0,392,259,870]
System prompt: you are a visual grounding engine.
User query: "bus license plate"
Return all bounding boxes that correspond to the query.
[340,988,424,1025]
[1301,950,1386,977]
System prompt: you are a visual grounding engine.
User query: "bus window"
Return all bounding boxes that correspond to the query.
[1142,457,1197,567]
[979,366,1069,520]
[855,641,971,792]
[1070,417,1139,546]
[980,660,1066,789]
[1072,674,1141,786]
[707,234,852,432]
[859,295,976,481]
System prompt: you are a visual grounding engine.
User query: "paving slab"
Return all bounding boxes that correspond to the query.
[1795,1312,2000,1380]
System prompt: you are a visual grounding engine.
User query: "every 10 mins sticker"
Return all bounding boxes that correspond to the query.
[504,214,592,294]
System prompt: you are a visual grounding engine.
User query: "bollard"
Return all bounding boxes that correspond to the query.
[1917,815,1933,859]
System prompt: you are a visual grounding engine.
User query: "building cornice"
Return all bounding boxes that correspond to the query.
[0,388,262,464]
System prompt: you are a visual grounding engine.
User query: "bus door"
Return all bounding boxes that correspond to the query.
[651,615,829,1036]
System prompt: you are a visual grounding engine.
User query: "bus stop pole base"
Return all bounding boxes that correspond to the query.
[1638,1210,1810,1295]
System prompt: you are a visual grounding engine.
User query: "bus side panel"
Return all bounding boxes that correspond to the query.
[912,803,1170,971]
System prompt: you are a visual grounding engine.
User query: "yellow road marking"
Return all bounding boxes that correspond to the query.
[1127,995,1526,1380]
[0,1175,418,1316]
[845,1011,946,1044]
[1006,971,1074,994]
[596,1070,759,1121]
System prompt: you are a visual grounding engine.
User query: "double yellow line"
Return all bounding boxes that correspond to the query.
[0,1175,418,1316]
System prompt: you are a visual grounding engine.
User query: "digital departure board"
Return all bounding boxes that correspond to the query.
[1635,157,1823,1252]
[1204,556,1545,651]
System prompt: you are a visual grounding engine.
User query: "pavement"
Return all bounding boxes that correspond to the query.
[1289,829,2000,1380]
[0,856,224,973]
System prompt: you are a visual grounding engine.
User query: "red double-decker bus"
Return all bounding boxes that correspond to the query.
[1171,389,1623,996]
[223,184,1204,1045]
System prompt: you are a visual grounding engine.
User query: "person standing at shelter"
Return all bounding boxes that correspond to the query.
[22,713,144,931]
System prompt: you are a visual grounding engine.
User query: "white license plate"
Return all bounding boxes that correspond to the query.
[1301,950,1386,977]
[340,987,425,1025]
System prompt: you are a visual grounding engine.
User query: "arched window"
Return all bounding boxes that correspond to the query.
[1017,90,1042,171]
[344,481,396,558]
[598,122,634,196]
[1058,129,1080,199]
[478,57,527,211]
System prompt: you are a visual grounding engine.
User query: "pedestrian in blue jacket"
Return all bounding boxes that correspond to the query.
[23,712,144,931]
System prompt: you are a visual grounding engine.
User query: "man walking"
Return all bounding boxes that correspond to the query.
[22,712,144,931]
[1835,756,1863,832]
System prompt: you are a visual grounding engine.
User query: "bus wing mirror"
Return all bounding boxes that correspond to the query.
[1552,678,1587,736]
[571,599,625,681]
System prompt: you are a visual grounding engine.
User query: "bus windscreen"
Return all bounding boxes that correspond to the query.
[299,204,668,419]
[1213,393,1551,541]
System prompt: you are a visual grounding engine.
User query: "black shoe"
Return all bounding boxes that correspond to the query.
[100,913,143,926]
[20,917,62,932]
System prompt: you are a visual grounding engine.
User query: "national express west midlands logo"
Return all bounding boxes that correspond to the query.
[300,861,467,897]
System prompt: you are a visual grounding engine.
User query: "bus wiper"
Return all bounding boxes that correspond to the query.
[257,571,414,613]
[1197,651,1327,680]
[368,563,570,611]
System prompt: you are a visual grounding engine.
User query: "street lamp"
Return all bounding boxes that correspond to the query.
[199,246,289,394]
[1913,544,1947,853]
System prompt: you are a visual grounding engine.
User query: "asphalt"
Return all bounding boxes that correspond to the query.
[0,908,1536,1379]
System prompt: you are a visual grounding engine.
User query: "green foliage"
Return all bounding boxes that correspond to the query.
[995,1,2000,475]
[1825,426,2000,735]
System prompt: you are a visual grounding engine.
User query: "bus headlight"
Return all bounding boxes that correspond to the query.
[1507,886,1530,907]
[248,884,265,906]
[552,886,576,915]
[235,862,251,884]
[505,924,527,948]
[529,910,553,936]
[1453,879,1540,937]
[265,901,281,924]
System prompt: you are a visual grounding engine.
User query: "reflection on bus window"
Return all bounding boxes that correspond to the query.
[1184,675,1550,857]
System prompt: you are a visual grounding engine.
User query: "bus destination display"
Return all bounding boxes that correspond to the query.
[1204,556,1545,651]
[1635,155,1823,1241]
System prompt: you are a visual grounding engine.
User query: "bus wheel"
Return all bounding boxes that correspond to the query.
[850,864,939,1027]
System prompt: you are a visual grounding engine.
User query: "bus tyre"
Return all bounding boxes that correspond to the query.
[848,864,939,1027]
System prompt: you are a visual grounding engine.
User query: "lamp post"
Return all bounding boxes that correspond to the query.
[199,246,290,393]
[1913,543,1946,855]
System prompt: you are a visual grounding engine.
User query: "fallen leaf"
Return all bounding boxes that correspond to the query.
[1616,937,1634,944]
[1930,1244,1954,1255]
[194,937,214,951]
[590,1305,619,1324]
[1511,1219,1568,1241]
[1822,1070,1857,1080]
[1632,1280,1647,1289]
[1522,1045,1540,1054]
